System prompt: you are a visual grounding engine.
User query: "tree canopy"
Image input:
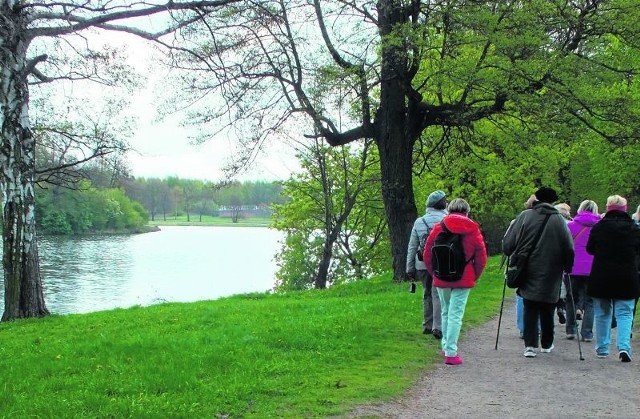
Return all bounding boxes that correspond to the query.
[157,0,640,280]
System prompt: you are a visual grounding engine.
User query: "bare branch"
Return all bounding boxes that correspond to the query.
[27,1,241,40]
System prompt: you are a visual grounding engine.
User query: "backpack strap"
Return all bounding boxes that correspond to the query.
[440,221,474,265]
[418,217,431,245]
[572,226,588,241]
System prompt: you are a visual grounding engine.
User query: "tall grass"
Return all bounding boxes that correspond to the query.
[0,258,507,418]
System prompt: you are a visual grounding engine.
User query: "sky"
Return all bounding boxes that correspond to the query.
[98,30,300,183]
[125,97,300,182]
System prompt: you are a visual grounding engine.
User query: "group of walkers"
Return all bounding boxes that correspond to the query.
[407,187,640,366]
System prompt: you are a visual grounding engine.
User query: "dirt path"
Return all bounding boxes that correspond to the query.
[349,297,640,418]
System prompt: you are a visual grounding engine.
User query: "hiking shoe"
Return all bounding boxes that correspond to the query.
[582,337,593,342]
[523,347,536,358]
[423,328,432,335]
[575,309,583,320]
[444,355,463,365]
[557,309,566,325]
[597,353,608,359]
[432,329,443,340]
[619,351,632,363]
[566,334,576,340]
[541,344,554,353]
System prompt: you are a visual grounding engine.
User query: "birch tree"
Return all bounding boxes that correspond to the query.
[0,0,238,320]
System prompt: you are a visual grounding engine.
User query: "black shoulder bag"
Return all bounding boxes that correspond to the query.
[505,214,551,289]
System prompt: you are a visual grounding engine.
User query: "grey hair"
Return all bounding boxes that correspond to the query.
[577,199,598,214]
[607,195,627,207]
[447,198,470,214]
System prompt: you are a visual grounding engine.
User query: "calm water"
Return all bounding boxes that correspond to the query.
[0,226,282,316]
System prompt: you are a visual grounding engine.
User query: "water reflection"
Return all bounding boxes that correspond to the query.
[0,226,282,316]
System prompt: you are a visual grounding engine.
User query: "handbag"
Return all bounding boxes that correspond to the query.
[505,214,551,289]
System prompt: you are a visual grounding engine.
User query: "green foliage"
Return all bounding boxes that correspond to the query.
[36,183,149,235]
[272,140,389,290]
[273,232,320,291]
[0,258,507,417]
[40,210,72,235]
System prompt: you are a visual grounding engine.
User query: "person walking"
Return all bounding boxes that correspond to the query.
[406,190,447,338]
[503,187,574,358]
[514,194,536,338]
[586,195,640,362]
[423,198,487,365]
[554,202,573,326]
[565,200,600,342]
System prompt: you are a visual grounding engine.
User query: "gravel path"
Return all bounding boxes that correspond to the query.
[349,297,640,418]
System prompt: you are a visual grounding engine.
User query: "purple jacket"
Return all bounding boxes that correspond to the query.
[567,211,601,276]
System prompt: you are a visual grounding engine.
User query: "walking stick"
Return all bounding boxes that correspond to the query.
[495,255,508,350]
[565,274,585,361]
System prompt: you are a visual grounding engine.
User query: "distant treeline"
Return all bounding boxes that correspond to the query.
[36,174,285,235]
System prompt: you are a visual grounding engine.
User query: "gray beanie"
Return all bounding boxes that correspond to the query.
[426,190,446,208]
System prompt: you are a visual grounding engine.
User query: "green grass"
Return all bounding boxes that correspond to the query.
[148,215,271,227]
[0,257,508,418]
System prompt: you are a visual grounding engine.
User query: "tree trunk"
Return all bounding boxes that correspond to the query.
[376,0,418,281]
[377,131,417,282]
[314,240,333,289]
[0,8,50,320]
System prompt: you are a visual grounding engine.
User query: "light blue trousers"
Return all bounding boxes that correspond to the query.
[593,297,635,356]
[436,287,471,357]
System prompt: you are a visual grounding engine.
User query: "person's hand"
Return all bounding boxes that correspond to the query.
[407,270,416,280]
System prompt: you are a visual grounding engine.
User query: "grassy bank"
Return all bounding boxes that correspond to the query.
[0,258,507,418]
[148,215,272,228]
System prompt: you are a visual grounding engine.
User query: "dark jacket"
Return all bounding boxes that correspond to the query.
[503,202,575,303]
[586,210,640,300]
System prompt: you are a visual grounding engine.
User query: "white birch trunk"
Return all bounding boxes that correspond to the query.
[0,1,49,320]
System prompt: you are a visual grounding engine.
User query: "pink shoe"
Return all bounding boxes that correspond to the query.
[444,355,463,365]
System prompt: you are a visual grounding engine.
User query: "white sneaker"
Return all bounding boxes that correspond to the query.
[541,344,554,353]
[523,347,536,357]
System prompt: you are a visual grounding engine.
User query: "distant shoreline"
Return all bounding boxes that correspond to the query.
[148,217,271,228]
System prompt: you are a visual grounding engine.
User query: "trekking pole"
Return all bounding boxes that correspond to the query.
[495,256,508,350]
[565,274,585,361]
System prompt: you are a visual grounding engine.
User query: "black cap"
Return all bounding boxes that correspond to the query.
[534,187,558,204]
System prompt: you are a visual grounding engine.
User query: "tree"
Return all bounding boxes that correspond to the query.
[272,138,387,289]
[0,0,239,320]
[161,0,640,280]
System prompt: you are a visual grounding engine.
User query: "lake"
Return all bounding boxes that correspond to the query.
[0,226,283,316]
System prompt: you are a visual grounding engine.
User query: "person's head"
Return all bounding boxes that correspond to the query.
[426,190,447,210]
[447,198,470,215]
[534,186,558,204]
[606,195,627,212]
[555,203,571,220]
[524,194,536,210]
[577,199,599,215]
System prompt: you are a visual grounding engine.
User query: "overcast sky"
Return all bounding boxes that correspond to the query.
[126,96,300,182]
[99,31,300,183]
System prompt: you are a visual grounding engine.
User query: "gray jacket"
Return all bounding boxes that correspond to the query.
[406,208,448,272]
[503,202,575,303]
